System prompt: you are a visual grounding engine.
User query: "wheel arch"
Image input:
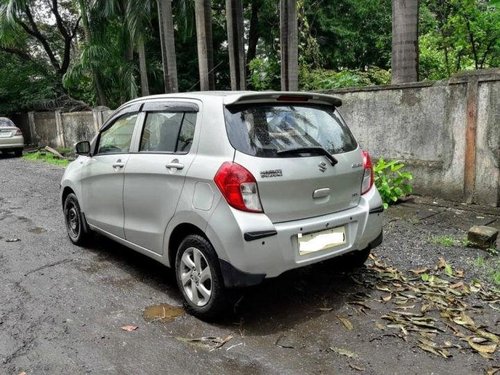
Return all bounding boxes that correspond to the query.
[61,186,75,207]
[168,223,209,268]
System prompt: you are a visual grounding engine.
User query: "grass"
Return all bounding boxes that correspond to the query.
[431,235,457,247]
[23,150,69,167]
[474,256,500,286]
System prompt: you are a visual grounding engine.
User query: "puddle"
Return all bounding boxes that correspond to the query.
[29,227,47,234]
[143,304,184,323]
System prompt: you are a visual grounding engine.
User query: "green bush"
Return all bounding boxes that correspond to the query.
[374,158,413,209]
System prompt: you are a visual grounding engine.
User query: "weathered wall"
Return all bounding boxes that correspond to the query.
[19,69,499,206]
[325,69,500,206]
[26,109,112,149]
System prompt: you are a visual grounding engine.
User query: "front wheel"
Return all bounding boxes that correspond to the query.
[175,235,227,320]
[63,193,90,245]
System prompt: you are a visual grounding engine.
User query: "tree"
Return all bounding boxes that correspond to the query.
[280,0,298,90]
[392,0,419,83]
[419,0,499,79]
[0,0,80,90]
[226,0,245,90]
[158,0,178,93]
[195,0,215,90]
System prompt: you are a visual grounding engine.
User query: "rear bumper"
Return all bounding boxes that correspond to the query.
[207,185,384,286]
[0,135,24,150]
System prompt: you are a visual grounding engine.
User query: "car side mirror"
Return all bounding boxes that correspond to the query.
[75,141,91,156]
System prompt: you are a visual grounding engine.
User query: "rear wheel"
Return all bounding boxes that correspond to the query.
[175,235,227,320]
[14,149,22,157]
[63,193,90,245]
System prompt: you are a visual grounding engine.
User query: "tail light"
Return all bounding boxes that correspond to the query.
[15,128,22,136]
[361,150,374,195]
[214,162,263,213]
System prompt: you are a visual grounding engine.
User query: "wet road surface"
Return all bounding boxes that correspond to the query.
[1,154,499,374]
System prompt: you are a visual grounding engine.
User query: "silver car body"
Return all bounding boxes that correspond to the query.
[0,117,24,152]
[61,92,383,285]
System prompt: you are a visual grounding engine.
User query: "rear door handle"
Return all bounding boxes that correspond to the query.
[113,159,125,169]
[166,162,184,170]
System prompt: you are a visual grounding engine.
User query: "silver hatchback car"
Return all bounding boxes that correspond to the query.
[61,92,383,318]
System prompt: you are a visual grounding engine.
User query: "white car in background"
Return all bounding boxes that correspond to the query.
[0,117,24,157]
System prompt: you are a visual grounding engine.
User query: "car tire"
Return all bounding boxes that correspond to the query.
[63,193,90,245]
[175,234,227,320]
[14,149,22,157]
[342,247,371,269]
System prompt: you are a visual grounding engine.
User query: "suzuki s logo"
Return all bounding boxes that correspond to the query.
[318,161,327,173]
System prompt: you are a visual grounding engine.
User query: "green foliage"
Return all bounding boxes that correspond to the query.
[474,256,500,286]
[299,67,390,90]
[23,151,69,167]
[0,53,59,113]
[374,158,413,209]
[304,0,392,70]
[432,235,458,247]
[248,57,281,91]
[419,0,500,79]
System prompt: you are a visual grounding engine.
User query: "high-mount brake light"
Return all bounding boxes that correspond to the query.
[214,162,263,213]
[276,95,310,102]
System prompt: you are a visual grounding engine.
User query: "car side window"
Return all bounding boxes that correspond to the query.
[139,112,197,153]
[97,113,138,154]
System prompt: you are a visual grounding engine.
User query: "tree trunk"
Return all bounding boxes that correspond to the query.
[195,0,215,90]
[205,0,215,89]
[391,0,419,83]
[226,0,245,90]
[137,38,150,96]
[157,0,179,93]
[280,0,298,91]
[77,0,107,106]
[247,0,261,65]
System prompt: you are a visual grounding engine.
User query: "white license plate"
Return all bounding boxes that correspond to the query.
[298,226,346,255]
[0,131,11,138]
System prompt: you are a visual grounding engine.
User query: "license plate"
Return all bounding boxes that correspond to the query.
[298,226,346,255]
[0,131,11,138]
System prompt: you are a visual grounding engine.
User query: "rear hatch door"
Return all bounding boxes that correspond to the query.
[225,100,364,223]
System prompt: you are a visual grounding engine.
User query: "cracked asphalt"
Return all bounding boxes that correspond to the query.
[0,154,499,375]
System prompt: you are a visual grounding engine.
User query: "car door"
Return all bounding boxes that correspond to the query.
[123,101,199,254]
[81,108,142,238]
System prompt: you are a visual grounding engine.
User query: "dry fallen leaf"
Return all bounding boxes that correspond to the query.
[329,346,358,359]
[382,294,392,302]
[466,337,497,354]
[486,367,500,375]
[121,325,138,332]
[348,363,365,372]
[410,267,429,275]
[337,316,354,331]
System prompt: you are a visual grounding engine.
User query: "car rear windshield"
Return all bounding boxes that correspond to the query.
[224,104,357,157]
[0,118,14,127]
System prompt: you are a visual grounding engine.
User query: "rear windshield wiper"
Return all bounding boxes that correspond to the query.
[277,146,338,166]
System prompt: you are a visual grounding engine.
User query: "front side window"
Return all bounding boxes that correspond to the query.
[97,113,137,154]
[139,112,197,153]
[225,104,357,157]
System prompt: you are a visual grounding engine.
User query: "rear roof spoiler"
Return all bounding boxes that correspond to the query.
[223,92,342,107]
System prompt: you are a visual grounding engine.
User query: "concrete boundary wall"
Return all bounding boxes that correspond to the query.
[11,69,499,206]
[15,109,113,150]
[324,69,499,207]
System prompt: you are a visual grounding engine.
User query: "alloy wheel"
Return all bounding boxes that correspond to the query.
[179,247,213,307]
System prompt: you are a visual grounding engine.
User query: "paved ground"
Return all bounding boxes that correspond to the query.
[0,154,499,375]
